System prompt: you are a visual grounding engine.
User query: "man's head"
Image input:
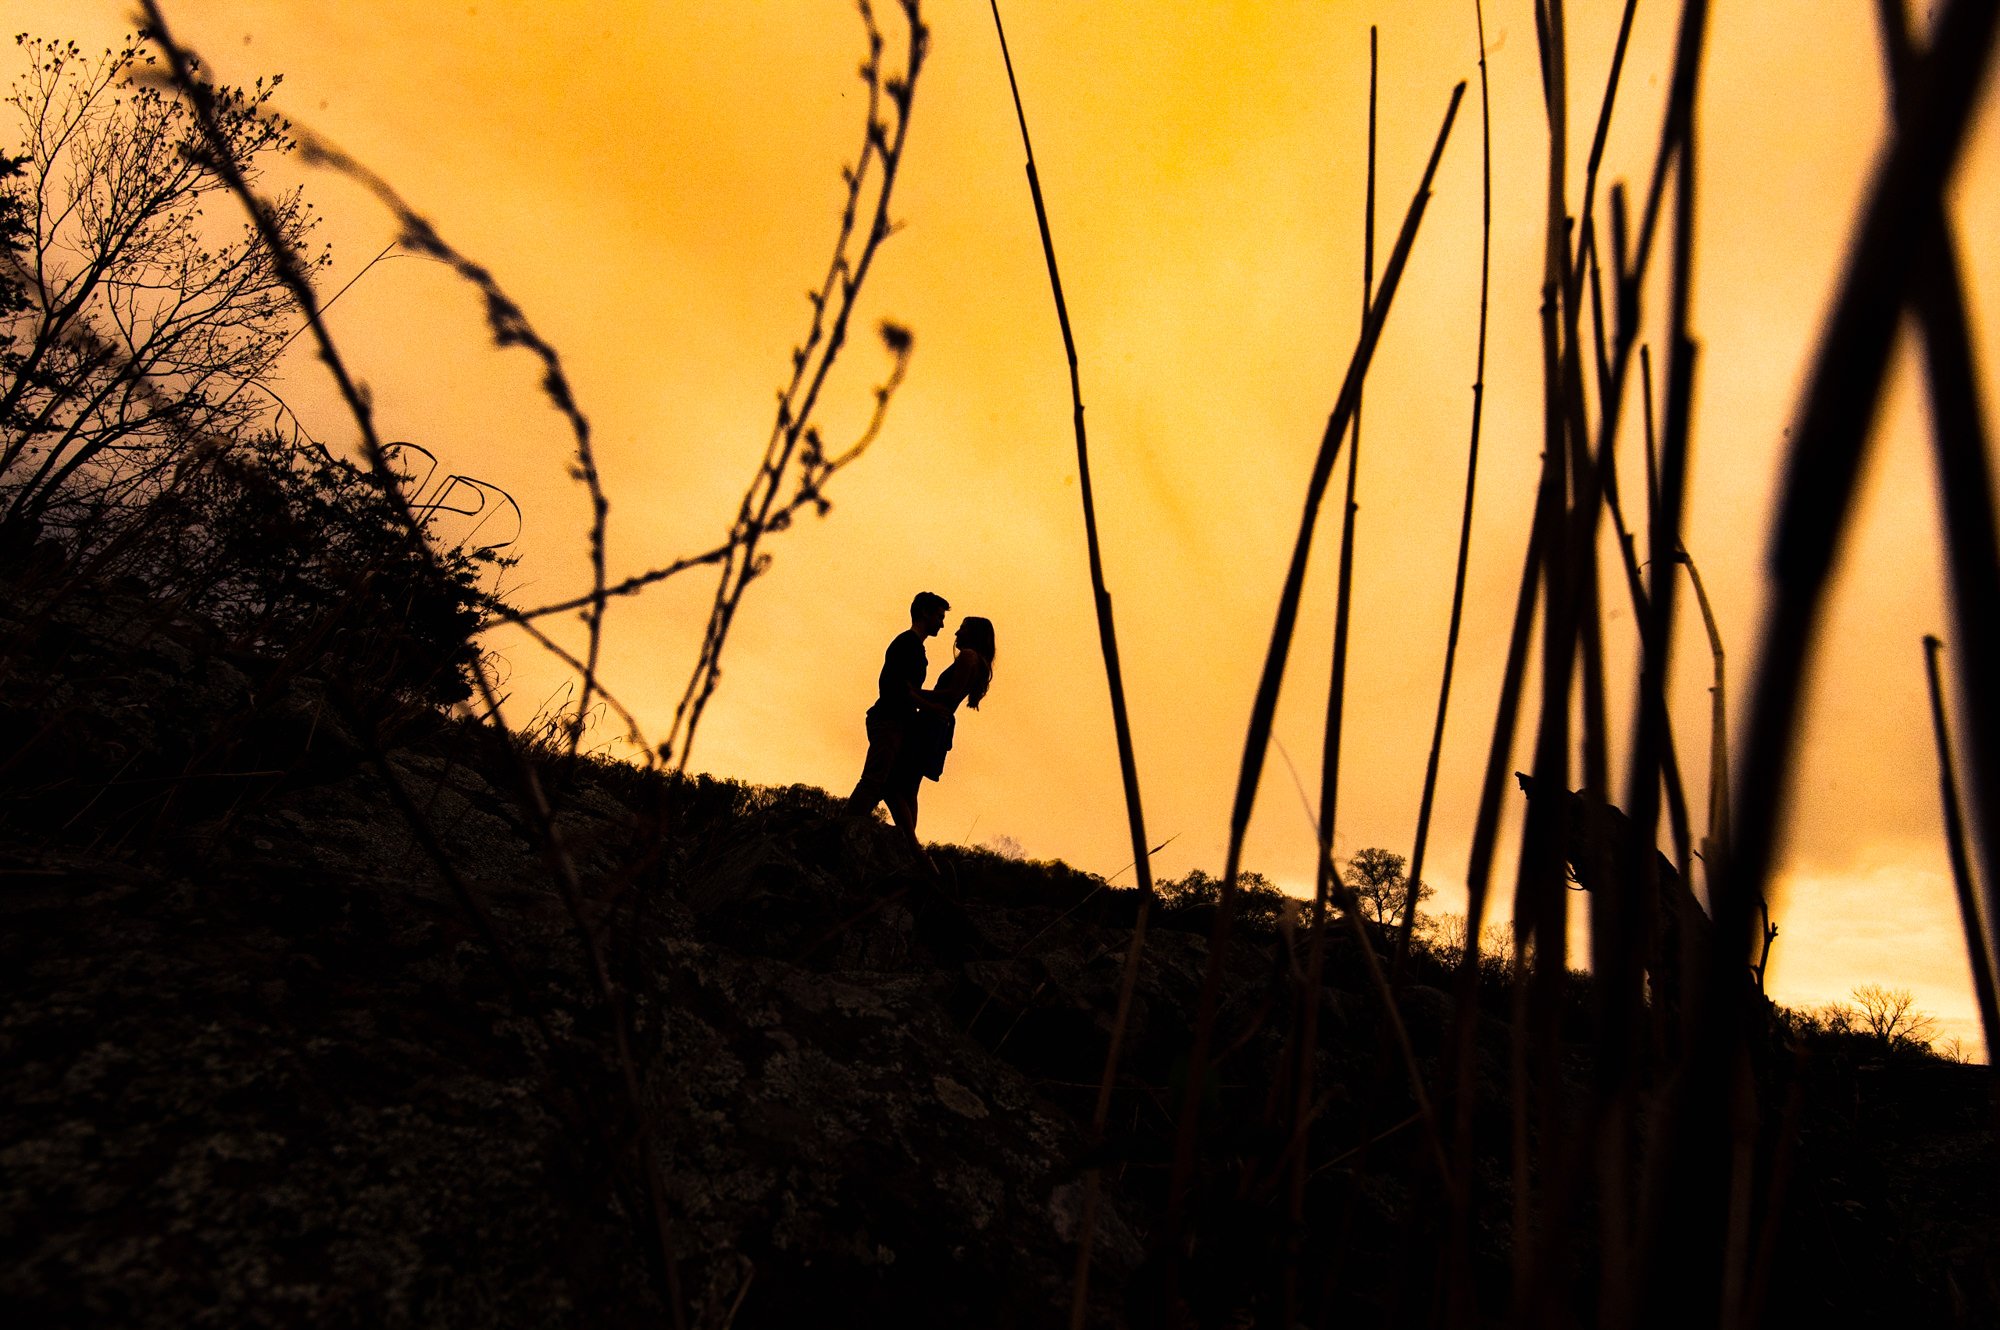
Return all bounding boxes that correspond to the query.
[910,590,949,637]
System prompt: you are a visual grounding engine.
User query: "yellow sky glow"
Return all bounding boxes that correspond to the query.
[11,2,1996,1057]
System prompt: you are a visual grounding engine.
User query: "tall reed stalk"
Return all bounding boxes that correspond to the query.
[1434,2,1708,1318]
[1922,635,2000,1062]
[1636,344,1695,883]
[110,4,2000,1322]
[1282,28,1378,1324]
[1394,0,1494,978]
[1678,1,1997,1322]
[1165,80,1465,1317]
[1875,0,2000,1010]
[1507,2,1612,1311]
[980,7,1159,1323]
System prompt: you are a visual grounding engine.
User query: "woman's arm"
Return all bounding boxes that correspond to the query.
[922,650,988,711]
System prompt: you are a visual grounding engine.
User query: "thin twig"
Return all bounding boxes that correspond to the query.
[134,10,691,1320]
[667,1,927,770]
[277,123,612,759]
[1680,548,1728,873]
[1284,32,1381,1321]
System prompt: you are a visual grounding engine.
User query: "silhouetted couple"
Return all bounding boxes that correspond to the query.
[845,591,996,852]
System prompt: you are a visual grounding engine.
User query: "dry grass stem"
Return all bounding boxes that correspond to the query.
[1168,80,1465,1315]
[983,5,1159,1322]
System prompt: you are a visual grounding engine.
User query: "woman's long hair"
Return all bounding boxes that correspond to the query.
[957,616,996,708]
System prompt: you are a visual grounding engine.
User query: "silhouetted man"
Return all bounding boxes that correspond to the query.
[846,590,948,818]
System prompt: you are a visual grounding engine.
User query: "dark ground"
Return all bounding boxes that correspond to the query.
[2,577,1995,1327]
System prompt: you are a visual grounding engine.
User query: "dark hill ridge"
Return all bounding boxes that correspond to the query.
[1,578,1995,1327]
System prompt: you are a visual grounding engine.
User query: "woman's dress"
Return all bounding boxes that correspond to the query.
[902,653,986,784]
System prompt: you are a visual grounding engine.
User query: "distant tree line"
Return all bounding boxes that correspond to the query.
[1156,844,1963,1064]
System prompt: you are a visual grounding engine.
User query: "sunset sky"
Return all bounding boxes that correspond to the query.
[12,2,1996,1055]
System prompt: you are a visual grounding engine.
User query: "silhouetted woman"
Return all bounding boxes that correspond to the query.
[887,615,995,849]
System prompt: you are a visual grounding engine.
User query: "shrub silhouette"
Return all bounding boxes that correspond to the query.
[0,35,326,549]
[157,433,489,706]
[0,34,485,709]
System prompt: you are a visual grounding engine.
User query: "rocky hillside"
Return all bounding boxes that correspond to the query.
[2,576,1994,1328]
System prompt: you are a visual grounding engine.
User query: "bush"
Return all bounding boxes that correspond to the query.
[0,34,487,710]
[156,434,490,706]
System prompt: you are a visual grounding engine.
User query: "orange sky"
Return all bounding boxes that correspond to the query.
[11,2,1997,1056]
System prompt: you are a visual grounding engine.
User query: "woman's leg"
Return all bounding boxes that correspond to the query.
[888,785,920,847]
[885,772,934,869]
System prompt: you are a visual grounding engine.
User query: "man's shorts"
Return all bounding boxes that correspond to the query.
[859,711,905,788]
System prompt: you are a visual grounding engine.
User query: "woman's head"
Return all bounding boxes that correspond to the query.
[955,616,996,707]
